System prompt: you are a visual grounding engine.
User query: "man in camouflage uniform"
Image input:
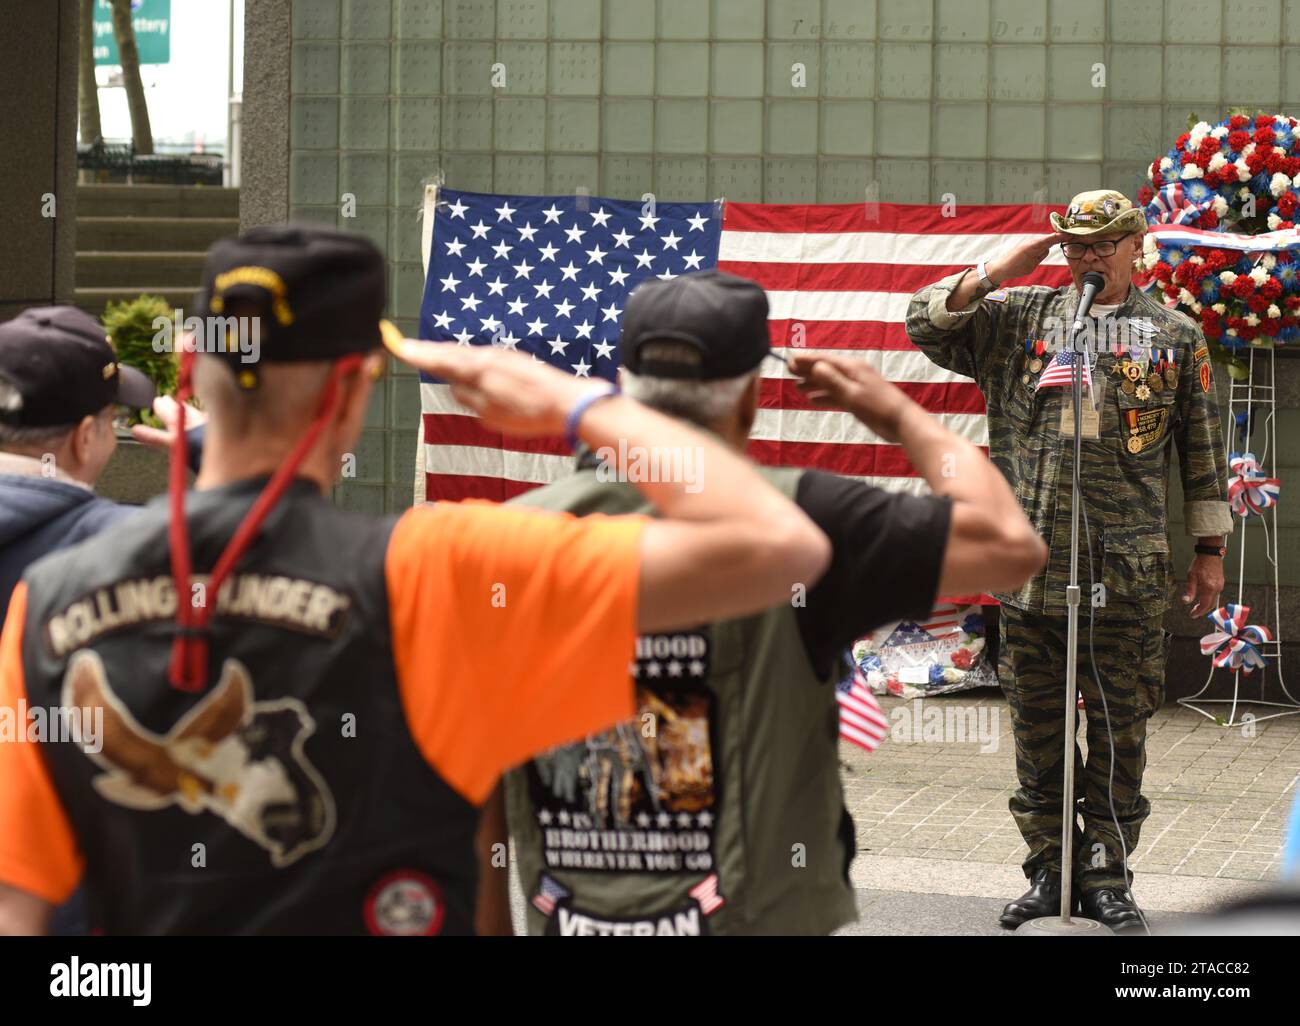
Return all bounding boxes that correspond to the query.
[906,190,1232,930]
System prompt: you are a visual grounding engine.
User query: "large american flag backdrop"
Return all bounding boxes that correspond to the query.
[415,187,1071,508]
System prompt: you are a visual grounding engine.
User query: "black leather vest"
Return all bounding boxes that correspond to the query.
[20,479,477,935]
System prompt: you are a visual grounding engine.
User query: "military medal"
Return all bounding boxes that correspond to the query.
[1121,378,1135,394]
[1127,436,1142,453]
[1136,384,1151,400]
[1147,372,1163,392]
[1024,338,1046,376]
[1163,349,1178,389]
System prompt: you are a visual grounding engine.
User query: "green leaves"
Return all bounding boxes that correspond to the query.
[102,293,176,427]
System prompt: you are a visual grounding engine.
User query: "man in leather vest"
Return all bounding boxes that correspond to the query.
[0,228,833,935]
[482,270,1047,935]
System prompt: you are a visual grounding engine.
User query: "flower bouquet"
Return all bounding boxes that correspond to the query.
[1138,112,1300,376]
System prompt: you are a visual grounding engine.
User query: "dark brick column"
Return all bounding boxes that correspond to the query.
[0,0,78,320]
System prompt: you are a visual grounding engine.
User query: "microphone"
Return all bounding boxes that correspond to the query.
[1070,271,1106,349]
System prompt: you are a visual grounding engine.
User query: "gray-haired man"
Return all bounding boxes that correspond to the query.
[479,270,1047,936]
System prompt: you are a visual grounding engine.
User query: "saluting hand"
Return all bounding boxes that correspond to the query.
[943,232,1063,312]
[788,352,916,444]
[986,233,1064,285]
[392,339,598,437]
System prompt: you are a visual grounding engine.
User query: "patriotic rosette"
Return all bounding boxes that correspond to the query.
[1227,451,1281,516]
[1200,604,1272,674]
[1138,113,1300,353]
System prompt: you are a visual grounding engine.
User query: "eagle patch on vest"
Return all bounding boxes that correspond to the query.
[525,629,718,875]
[62,651,336,867]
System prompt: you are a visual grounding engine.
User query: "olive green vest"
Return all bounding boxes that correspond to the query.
[505,464,858,936]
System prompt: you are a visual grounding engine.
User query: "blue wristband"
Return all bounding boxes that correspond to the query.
[565,383,619,451]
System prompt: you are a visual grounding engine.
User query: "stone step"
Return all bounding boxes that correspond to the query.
[76,216,238,252]
[75,251,207,289]
[74,286,194,319]
[76,183,239,219]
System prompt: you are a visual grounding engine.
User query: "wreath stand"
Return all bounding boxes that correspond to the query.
[1179,344,1299,724]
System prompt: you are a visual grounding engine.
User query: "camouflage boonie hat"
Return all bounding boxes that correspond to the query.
[1050,189,1146,236]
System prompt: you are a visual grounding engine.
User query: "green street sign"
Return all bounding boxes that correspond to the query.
[93,0,171,67]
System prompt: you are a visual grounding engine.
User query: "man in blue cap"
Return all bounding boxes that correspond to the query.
[0,306,156,628]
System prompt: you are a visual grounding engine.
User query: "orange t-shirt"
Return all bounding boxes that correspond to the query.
[385,501,644,803]
[0,500,644,904]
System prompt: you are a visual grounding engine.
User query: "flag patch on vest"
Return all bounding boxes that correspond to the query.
[532,873,720,936]
[525,628,718,875]
[62,650,336,868]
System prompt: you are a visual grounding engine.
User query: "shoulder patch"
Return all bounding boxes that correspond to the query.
[984,289,1008,303]
[1193,342,1209,362]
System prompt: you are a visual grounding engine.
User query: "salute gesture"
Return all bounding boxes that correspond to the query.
[988,233,1062,284]
[945,232,1062,312]
[787,352,1046,597]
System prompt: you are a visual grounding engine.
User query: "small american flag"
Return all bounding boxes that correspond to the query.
[688,873,725,916]
[531,874,569,916]
[1035,348,1093,394]
[836,657,889,753]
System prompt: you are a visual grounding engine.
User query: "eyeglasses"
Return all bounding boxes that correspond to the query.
[1060,239,1123,259]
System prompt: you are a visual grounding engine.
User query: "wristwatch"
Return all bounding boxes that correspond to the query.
[1194,543,1227,558]
[975,260,999,295]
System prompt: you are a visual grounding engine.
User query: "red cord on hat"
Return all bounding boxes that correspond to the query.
[166,349,363,692]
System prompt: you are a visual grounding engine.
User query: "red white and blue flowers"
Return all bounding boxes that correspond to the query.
[1139,114,1300,351]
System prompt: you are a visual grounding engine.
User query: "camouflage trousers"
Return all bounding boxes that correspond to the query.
[998,604,1170,892]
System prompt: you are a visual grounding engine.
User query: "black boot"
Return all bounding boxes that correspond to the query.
[999,869,1072,929]
[1079,888,1144,932]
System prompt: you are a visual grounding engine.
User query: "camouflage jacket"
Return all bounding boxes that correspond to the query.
[906,271,1232,616]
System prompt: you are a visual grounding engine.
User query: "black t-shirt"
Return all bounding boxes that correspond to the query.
[793,470,953,679]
